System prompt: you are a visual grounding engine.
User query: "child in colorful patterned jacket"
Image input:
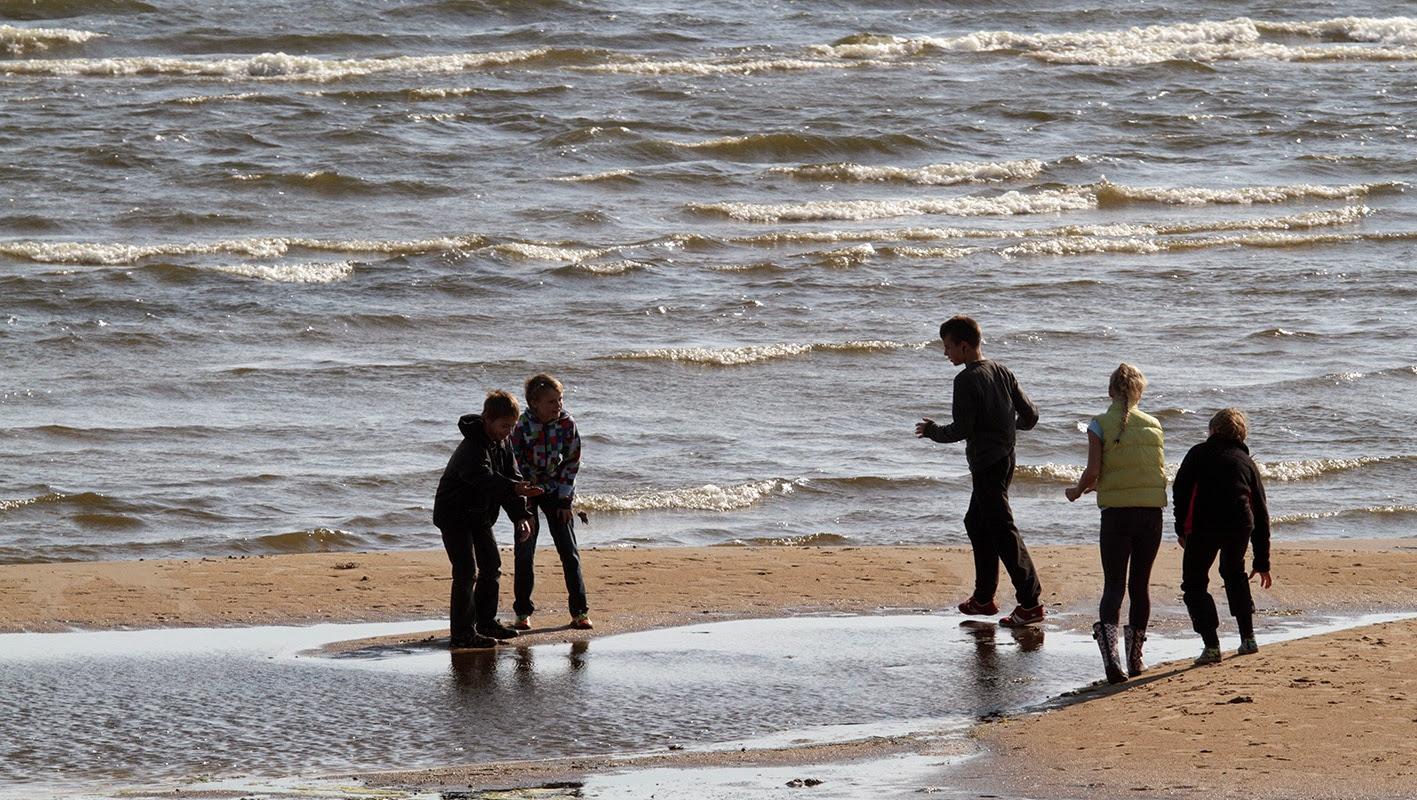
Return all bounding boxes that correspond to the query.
[510,373,591,630]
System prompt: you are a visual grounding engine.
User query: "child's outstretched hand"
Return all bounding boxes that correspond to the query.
[915,418,935,438]
[515,518,533,542]
[514,481,545,497]
[1249,569,1272,589]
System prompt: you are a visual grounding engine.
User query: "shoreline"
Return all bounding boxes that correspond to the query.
[6,540,1417,798]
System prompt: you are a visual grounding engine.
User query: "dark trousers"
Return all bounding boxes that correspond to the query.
[1181,528,1255,644]
[1098,507,1163,628]
[440,522,502,639]
[513,497,588,618]
[964,453,1042,608]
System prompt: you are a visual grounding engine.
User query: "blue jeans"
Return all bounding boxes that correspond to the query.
[513,497,588,618]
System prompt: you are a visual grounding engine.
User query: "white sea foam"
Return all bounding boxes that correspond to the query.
[1095,179,1389,205]
[812,18,1417,65]
[172,92,263,104]
[568,260,642,275]
[573,57,885,76]
[770,159,1045,186]
[0,24,104,55]
[0,235,487,265]
[577,479,794,513]
[608,340,914,366]
[1273,504,1417,524]
[1259,456,1389,481]
[0,49,552,81]
[212,261,354,283]
[489,242,608,263]
[551,169,635,182]
[690,189,1095,223]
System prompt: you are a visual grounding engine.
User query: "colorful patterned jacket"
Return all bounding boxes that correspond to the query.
[510,409,581,509]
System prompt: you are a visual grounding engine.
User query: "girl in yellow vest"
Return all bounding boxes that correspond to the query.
[1065,364,1167,683]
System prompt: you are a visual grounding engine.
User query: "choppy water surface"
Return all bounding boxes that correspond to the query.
[3,1,1416,561]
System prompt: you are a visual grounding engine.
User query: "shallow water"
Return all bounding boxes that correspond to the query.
[1,612,1406,799]
[3,1,1417,561]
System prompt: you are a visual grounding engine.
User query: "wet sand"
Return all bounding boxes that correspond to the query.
[5,540,1417,798]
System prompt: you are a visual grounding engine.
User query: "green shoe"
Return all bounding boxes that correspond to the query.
[1237,637,1259,656]
[1195,646,1223,665]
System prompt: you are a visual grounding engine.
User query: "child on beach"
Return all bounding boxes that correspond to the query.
[510,373,591,631]
[433,390,544,649]
[916,315,1045,627]
[1064,364,1167,683]
[1173,407,1273,664]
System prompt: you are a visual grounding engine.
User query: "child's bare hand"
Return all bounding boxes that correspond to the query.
[1064,486,1082,502]
[1249,569,1272,589]
[514,481,545,497]
[556,508,573,525]
[515,519,533,542]
[915,418,934,438]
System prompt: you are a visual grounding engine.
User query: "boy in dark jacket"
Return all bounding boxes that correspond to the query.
[916,315,1045,627]
[1173,407,1273,664]
[434,390,543,649]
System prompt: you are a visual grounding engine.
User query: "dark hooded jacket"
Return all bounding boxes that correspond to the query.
[1172,434,1271,572]
[433,414,531,530]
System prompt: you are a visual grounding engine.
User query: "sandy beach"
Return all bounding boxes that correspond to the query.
[5,539,1417,797]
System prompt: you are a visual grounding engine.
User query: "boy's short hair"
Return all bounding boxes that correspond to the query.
[1210,407,1248,442]
[525,373,564,402]
[939,315,982,347]
[483,389,520,420]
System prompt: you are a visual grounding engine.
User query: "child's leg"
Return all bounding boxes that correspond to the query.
[1097,509,1132,625]
[440,524,478,641]
[1217,531,1255,639]
[1125,508,1163,630]
[512,502,543,620]
[546,507,589,617]
[962,480,1000,604]
[982,455,1041,608]
[1181,531,1223,647]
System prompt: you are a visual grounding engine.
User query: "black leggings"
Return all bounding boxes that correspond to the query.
[1098,507,1163,628]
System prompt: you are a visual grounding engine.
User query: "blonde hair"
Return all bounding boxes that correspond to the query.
[482,389,519,421]
[1210,407,1248,442]
[524,373,564,403]
[1108,363,1147,444]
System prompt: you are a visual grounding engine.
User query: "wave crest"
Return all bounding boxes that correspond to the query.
[0,48,555,81]
[606,340,915,366]
[770,159,1045,186]
[1,23,103,55]
[577,479,795,512]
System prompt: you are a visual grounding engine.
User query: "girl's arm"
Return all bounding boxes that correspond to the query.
[1065,431,1103,502]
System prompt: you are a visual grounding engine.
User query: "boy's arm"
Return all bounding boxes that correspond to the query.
[1012,374,1039,431]
[552,424,582,509]
[1249,464,1271,572]
[456,444,518,500]
[928,376,974,443]
[1172,449,1196,539]
[499,447,533,522]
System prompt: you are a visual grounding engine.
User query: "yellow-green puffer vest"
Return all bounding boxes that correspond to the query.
[1094,401,1167,508]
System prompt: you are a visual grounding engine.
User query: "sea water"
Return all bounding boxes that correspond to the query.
[3,1,1416,561]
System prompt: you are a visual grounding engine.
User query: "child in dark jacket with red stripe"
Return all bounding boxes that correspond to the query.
[1173,407,1273,664]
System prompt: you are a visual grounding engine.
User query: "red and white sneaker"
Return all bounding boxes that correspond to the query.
[513,615,532,631]
[957,597,999,616]
[998,604,1045,628]
[570,613,594,630]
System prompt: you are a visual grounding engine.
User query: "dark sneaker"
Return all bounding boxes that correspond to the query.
[513,615,532,631]
[1195,645,1223,665]
[998,605,1045,628]
[570,613,594,630]
[477,621,520,641]
[450,633,496,650]
[1237,637,1259,656]
[957,597,999,616]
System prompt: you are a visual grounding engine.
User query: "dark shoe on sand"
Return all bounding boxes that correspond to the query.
[999,605,1045,628]
[957,597,999,616]
[1195,645,1223,665]
[450,633,496,650]
[1237,637,1259,656]
[478,621,520,641]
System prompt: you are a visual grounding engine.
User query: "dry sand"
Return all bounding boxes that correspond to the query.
[4,539,1417,797]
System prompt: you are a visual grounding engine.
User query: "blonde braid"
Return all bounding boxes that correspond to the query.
[1108,363,1148,444]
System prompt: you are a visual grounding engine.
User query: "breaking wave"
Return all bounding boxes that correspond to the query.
[0,234,488,265]
[573,57,888,76]
[769,158,1045,186]
[1,23,103,55]
[212,261,355,283]
[689,189,1095,223]
[1273,504,1417,526]
[605,340,917,366]
[0,48,556,80]
[577,479,796,513]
